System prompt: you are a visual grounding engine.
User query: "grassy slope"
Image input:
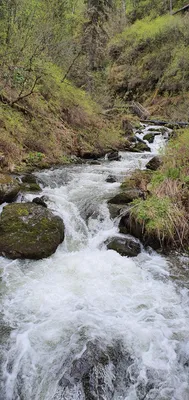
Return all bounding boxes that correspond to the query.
[129,128,189,251]
[108,13,189,120]
[0,63,124,172]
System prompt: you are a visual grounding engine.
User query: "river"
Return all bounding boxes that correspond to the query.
[1,126,189,400]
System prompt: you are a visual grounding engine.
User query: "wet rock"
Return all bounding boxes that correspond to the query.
[128,135,137,143]
[108,189,143,205]
[21,174,38,184]
[20,182,41,193]
[143,133,155,143]
[0,203,64,259]
[106,236,141,257]
[87,160,101,165]
[58,340,133,400]
[32,196,47,208]
[107,151,121,161]
[131,142,151,152]
[80,150,106,160]
[108,204,129,219]
[146,156,162,171]
[119,210,161,250]
[106,175,117,183]
[0,174,20,204]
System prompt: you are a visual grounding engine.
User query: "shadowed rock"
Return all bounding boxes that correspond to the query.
[0,174,20,204]
[107,151,121,161]
[106,236,141,257]
[146,156,162,171]
[108,189,143,205]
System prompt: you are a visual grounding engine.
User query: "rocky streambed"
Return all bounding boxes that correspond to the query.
[1,124,189,400]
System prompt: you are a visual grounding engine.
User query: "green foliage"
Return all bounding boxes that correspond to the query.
[109,13,189,100]
[131,195,185,244]
[131,128,189,249]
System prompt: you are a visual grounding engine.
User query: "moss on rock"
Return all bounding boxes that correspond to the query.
[0,203,64,259]
[20,182,42,192]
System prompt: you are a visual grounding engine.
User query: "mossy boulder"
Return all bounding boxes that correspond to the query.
[106,236,141,257]
[130,142,151,152]
[0,174,20,204]
[143,133,155,143]
[0,203,64,259]
[20,182,42,193]
[21,174,38,184]
[108,189,142,205]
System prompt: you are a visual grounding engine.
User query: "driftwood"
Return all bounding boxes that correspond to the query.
[129,101,150,119]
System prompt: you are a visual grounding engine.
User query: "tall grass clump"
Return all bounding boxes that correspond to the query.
[130,129,189,250]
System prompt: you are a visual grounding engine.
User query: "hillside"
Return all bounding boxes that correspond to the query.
[1,0,189,172]
[0,63,124,171]
[108,4,189,120]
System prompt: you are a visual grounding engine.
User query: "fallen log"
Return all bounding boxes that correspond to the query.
[140,119,189,127]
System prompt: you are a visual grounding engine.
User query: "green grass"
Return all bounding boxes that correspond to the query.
[130,128,189,250]
[109,13,189,110]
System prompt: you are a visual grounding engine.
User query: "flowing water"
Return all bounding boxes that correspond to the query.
[1,127,189,400]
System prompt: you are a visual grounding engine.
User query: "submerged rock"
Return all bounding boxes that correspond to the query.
[106,236,141,257]
[146,156,162,171]
[106,175,117,183]
[0,174,20,204]
[0,203,64,259]
[58,340,133,400]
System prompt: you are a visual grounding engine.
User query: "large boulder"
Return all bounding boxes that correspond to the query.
[108,189,143,205]
[0,203,64,259]
[106,236,141,257]
[146,156,162,171]
[0,174,20,204]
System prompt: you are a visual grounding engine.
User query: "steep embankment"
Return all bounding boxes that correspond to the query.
[0,63,124,172]
[108,13,189,120]
[118,127,189,252]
